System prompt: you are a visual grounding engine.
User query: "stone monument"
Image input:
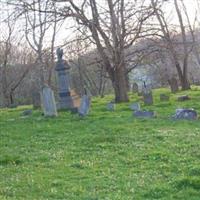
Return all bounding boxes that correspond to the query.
[55,48,80,110]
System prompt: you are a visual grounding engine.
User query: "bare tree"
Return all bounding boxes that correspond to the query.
[0,19,33,106]
[0,15,14,106]
[27,0,152,102]
[151,0,192,90]
[18,0,59,88]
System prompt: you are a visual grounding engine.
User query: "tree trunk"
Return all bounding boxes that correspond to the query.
[175,63,190,90]
[181,76,190,90]
[9,90,14,105]
[111,66,129,103]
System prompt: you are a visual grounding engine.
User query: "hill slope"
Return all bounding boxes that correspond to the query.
[1,87,200,199]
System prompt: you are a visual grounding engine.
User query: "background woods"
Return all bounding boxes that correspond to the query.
[0,0,200,106]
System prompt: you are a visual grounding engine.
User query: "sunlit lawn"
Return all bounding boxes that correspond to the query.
[1,87,200,199]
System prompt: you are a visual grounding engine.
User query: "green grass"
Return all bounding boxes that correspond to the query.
[1,87,200,199]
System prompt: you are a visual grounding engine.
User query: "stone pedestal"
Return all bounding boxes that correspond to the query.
[55,48,80,110]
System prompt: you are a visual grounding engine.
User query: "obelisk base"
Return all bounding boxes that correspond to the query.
[57,89,80,111]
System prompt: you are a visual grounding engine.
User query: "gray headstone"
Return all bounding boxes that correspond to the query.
[172,109,197,120]
[143,91,153,105]
[132,83,139,93]
[169,78,179,93]
[177,95,190,101]
[78,95,90,117]
[107,102,115,111]
[160,94,170,101]
[130,102,141,111]
[21,109,32,116]
[41,86,58,117]
[134,110,155,118]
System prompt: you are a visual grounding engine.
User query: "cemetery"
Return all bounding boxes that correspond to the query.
[1,0,200,199]
[1,86,200,199]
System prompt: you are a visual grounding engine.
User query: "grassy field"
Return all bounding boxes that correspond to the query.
[1,87,200,199]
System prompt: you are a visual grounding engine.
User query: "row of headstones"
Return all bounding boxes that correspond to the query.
[107,102,197,120]
[23,86,197,120]
[26,84,194,120]
[132,77,179,94]
[107,93,197,120]
[30,86,90,117]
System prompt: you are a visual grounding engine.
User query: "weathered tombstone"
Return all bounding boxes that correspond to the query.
[55,48,80,110]
[21,109,32,116]
[78,95,91,117]
[130,102,141,111]
[169,78,179,93]
[107,101,115,111]
[143,91,153,106]
[160,94,170,101]
[134,110,155,118]
[177,95,190,101]
[172,108,197,120]
[32,91,41,109]
[41,86,58,117]
[132,83,139,93]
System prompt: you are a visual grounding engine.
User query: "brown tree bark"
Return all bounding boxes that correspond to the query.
[111,66,129,102]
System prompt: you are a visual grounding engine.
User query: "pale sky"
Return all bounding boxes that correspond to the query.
[164,0,199,24]
[0,0,199,49]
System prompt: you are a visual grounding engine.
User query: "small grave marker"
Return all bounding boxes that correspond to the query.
[177,95,190,101]
[78,95,91,117]
[143,91,153,106]
[172,109,197,120]
[130,102,141,111]
[134,110,155,118]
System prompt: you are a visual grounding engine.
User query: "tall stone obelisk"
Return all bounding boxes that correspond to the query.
[55,48,80,110]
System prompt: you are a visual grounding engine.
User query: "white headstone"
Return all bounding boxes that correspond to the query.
[41,86,58,117]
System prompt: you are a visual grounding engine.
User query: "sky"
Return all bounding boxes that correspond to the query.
[0,0,199,49]
[164,0,199,25]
